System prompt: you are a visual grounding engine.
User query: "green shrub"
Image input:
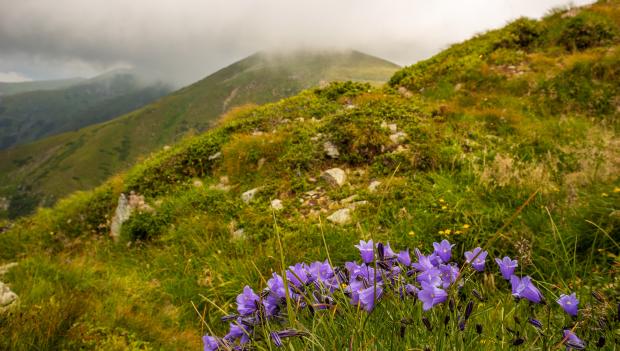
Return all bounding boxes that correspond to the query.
[313,81,371,101]
[121,210,165,241]
[557,12,618,51]
[495,17,544,50]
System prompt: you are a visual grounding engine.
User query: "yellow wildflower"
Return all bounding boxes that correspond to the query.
[408,231,416,237]
[441,205,448,210]
[613,187,620,193]
[462,224,471,229]
[602,193,609,197]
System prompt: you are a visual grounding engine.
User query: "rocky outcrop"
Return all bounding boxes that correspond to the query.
[321,168,347,187]
[327,208,351,225]
[271,199,284,211]
[323,141,340,159]
[109,192,153,239]
[210,176,231,192]
[368,180,382,192]
[0,263,18,312]
[242,188,261,204]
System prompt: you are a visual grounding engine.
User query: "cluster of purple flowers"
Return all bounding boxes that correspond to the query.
[202,239,587,350]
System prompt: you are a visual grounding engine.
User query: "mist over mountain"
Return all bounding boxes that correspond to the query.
[0,71,172,149]
[0,49,398,218]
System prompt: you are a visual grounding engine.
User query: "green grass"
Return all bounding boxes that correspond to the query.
[0,1,619,350]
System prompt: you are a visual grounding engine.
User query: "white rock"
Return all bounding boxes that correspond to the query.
[323,141,340,159]
[271,199,284,211]
[388,123,398,132]
[322,168,347,187]
[345,104,356,109]
[368,181,382,192]
[0,263,17,276]
[327,208,351,225]
[242,188,261,204]
[208,152,221,160]
[341,195,359,204]
[110,194,130,239]
[109,192,153,239]
[192,179,204,188]
[163,145,171,151]
[389,131,407,144]
[0,281,17,308]
[347,200,369,211]
[257,158,266,170]
[232,228,245,240]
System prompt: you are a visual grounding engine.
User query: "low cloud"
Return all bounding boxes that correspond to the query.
[0,71,32,83]
[0,0,595,86]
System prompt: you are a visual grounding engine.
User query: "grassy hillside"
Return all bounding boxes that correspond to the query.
[0,50,399,218]
[0,77,85,96]
[0,71,171,149]
[0,2,619,350]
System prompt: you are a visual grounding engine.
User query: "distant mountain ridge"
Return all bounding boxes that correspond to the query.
[0,49,399,218]
[0,71,172,149]
[0,77,85,96]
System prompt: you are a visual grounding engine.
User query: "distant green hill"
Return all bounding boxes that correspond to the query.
[0,50,399,218]
[0,72,172,149]
[0,77,85,96]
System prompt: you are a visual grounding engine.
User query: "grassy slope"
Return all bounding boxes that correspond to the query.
[0,50,398,218]
[0,2,619,350]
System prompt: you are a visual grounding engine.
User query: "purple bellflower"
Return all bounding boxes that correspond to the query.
[397,249,412,266]
[412,249,436,272]
[203,335,219,351]
[557,293,579,317]
[236,285,259,316]
[433,240,454,263]
[495,256,518,280]
[418,282,448,311]
[510,276,542,303]
[224,318,251,345]
[358,284,384,312]
[562,329,586,350]
[465,247,488,272]
[355,240,374,264]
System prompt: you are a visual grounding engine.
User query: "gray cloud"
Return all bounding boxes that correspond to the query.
[0,0,594,86]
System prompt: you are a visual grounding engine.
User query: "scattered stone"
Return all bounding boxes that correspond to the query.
[0,197,9,211]
[252,130,264,136]
[397,86,413,98]
[208,152,221,160]
[241,188,261,204]
[210,176,231,191]
[368,181,382,192]
[346,200,369,211]
[308,177,317,183]
[341,195,359,204]
[0,262,17,276]
[321,168,347,187]
[388,123,398,133]
[345,104,356,110]
[192,179,204,188]
[271,199,284,211]
[327,208,351,225]
[232,228,245,240]
[163,145,171,151]
[110,192,153,239]
[0,281,17,310]
[389,131,407,144]
[257,158,266,170]
[323,141,340,159]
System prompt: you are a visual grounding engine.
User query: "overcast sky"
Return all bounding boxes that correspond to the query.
[0,0,593,86]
